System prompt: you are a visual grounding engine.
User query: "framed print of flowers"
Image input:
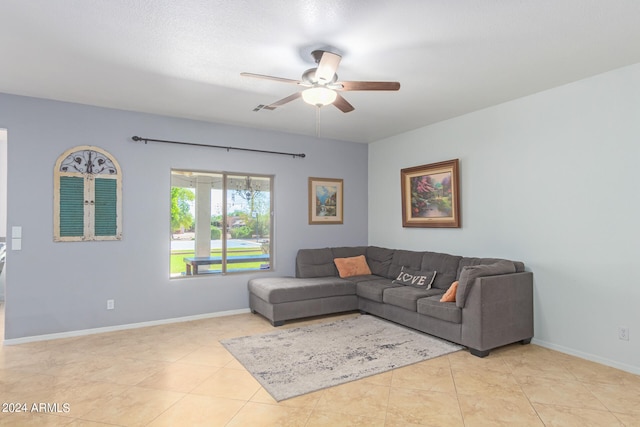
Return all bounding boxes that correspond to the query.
[401,159,460,228]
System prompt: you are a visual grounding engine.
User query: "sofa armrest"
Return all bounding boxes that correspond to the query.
[460,272,533,352]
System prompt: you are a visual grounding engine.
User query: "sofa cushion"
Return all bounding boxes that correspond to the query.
[334,255,372,278]
[342,274,382,284]
[420,251,462,290]
[248,276,355,304]
[366,246,395,277]
[456,260,516,308]
[331,246,368,259]
[387,250,424,280]
[392,266,436,289]
[356,279,400,302]
[440,281,458,302]
[383,286,444,312]
[296,248,337,278]
[417,295,461,324]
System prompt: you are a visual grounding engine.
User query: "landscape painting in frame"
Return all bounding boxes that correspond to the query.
[309,177,343,224]
[401,159,460,228]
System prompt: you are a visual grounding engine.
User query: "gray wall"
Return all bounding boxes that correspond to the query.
[369,63,640,374]
[0,93,368,339]
[0,130,6,241]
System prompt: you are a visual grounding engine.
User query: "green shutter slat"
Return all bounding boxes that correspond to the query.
[60,176,85,237]
[94,178,117,236]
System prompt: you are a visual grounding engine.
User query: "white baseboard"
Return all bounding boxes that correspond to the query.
[3,308,252,346]
[532,338,639,375]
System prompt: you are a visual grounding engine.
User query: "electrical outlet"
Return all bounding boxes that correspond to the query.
[107,299,115,310]
[618,327,629,341]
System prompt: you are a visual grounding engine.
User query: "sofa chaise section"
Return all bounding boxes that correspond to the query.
[248,276,357,327]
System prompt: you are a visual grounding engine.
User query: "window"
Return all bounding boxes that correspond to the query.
[54,146,122,241]
[170,169,273,277]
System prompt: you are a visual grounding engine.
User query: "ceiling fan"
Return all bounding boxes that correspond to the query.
[241,50,400,113]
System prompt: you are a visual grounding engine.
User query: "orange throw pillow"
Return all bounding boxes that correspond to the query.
[334,255,372,278]
[440,281,458,302]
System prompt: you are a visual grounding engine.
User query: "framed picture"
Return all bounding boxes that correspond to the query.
[309,177,343,224]
[401,159,460,228]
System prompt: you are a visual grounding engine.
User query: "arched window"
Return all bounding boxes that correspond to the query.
[54,146,122,241]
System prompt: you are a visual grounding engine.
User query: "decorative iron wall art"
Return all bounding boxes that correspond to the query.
[53,146,122,241]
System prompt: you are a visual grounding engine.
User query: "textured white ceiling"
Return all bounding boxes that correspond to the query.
[1,1,640,143]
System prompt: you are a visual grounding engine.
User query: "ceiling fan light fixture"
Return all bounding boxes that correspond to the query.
[301,86,337,107]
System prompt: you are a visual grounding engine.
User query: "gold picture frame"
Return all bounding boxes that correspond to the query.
[309,177,343,224]
[401,159,460,228]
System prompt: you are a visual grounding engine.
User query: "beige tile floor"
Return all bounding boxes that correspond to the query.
[1,303,639,426]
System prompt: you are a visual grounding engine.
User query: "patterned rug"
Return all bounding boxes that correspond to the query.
[220,315,464,401]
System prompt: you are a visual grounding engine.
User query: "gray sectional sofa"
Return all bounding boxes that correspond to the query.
[248,246,533,357]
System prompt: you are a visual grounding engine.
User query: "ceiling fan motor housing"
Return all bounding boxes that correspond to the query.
[302,68,337,85]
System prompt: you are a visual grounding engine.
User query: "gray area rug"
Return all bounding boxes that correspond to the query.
[221,315,464,401]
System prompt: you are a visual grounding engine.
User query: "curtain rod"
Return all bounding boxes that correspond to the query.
[131,136,306,158]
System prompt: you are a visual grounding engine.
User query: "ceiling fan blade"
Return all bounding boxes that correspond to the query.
[337,81,401,91]
[315,51,341,83]
[333,93,355,113]
[240,72,302,85]
[263,92,302,110]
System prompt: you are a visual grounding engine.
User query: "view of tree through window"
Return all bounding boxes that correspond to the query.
[170,170,273,277]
